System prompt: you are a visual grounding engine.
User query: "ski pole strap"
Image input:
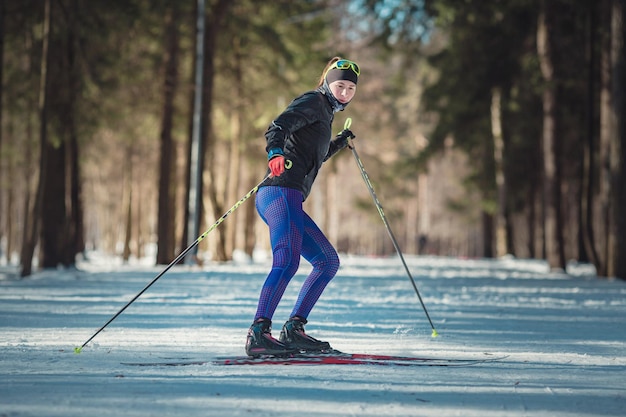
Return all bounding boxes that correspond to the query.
[344,118,355,149]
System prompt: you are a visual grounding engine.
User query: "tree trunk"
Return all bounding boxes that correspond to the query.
[537,2,565,270]
[609,0,626,279]
[179,0,200,259]
[67,124,83,264]
[183,0,206,264]
[491,87,507,257]
[4,134,13,263]
[20,0,51,276]
[156,4,180,265]
[122,146,132,263]
[224,35,244,260]
[527,181,537,258]
[203,0,233,262]
[580,0,601,272]
[598,0,613,276]
[0,0,4,250]
[65,0,84,266]
[482,211,494,258]
[40,0,85,269]
[40,140,67,268]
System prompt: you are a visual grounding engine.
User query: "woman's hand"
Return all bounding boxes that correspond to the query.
[268,155,285,177]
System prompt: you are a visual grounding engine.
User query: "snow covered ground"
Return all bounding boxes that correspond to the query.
[1,253,625,416]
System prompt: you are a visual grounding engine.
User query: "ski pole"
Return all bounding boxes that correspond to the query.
[344,118,439,337]
[75,173,272,353]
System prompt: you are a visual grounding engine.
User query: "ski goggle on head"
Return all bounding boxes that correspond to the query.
[328,59,360,77]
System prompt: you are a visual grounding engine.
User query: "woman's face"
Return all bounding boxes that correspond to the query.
[328,80,357,104]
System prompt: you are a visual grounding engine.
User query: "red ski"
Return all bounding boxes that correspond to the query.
[122,352,506,367]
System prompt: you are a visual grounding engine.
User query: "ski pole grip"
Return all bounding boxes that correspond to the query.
[344,118,352,130]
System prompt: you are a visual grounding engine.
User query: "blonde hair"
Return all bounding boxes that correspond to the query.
[317,56,342,88]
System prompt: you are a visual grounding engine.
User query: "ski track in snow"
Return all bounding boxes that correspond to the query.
[1,253,625,417]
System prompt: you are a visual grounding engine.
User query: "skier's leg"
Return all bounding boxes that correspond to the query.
[290,211,339,319]
[279,213,339,351]
[253,186,304,320]
[246,187,304,356]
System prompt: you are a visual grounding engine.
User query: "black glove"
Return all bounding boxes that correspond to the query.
[324,129,355,161]
[335,129,355,146]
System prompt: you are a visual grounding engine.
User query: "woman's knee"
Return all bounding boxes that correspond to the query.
[273,247,301,275]
[311,248,340,276]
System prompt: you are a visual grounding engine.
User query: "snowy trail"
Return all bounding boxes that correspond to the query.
[1,254,625,416]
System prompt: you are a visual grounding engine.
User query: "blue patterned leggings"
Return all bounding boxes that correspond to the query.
[254,186,340,322]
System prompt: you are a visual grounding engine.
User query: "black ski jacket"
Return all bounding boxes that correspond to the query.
[260,89,347,200]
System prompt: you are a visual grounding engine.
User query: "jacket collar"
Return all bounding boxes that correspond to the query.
[317,80,348,113]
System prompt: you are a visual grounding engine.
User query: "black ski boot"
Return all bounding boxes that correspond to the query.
[279,316,331,352]
[245,318,294,357]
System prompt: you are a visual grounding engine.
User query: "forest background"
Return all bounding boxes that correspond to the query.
[0,0,624,279]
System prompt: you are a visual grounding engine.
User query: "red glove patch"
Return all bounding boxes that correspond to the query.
[268,155,285,177]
